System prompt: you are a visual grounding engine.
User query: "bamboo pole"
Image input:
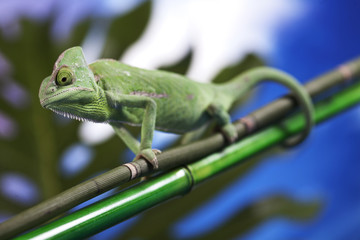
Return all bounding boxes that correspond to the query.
[1,57,360,239]
[16,79,360,240]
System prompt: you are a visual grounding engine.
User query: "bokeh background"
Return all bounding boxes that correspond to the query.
[1,0,360,239]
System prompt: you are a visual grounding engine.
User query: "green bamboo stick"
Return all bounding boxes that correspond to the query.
[16,168,194,240]
[16,80,360,240]
[1,57,360,239]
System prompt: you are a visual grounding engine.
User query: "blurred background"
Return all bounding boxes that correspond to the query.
[1,0,360,239]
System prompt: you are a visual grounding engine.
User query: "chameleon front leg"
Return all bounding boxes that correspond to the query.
[133,97,162,169]
[107,92,161,169]
[111,123,140,154]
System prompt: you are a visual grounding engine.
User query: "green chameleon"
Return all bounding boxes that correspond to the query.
[39,47,314,169]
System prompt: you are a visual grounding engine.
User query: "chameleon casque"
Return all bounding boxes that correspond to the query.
[39,47,314,169]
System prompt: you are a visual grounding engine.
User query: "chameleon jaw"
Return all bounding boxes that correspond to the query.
[48,107,91,122]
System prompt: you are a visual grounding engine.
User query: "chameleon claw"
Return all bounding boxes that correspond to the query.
[221,124,238,143]
[152,149,162,155]
[134,149,161,169]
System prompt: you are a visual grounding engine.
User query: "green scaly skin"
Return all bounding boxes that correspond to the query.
[39,47,314,169]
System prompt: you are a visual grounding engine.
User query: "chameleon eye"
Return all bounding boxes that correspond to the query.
[56,67,74,86]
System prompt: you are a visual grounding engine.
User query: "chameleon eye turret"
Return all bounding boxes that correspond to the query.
[56,66,74,86]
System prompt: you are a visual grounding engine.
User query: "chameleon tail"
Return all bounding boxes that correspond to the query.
[225,67,315,146]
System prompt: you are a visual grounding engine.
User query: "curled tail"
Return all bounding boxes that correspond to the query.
[225,66,314,146]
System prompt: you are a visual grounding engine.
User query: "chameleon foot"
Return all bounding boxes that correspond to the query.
[221,124,238,143]
[134,148,162,169]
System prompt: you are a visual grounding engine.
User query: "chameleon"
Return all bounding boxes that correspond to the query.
[39,46,314,169]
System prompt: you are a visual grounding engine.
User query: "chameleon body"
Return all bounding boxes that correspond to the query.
[39,47,314,168]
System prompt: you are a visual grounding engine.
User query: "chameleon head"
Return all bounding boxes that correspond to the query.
[39,46,108,122]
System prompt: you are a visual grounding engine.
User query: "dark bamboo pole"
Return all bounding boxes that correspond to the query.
[16,79,360,240]
[1,57,360,239]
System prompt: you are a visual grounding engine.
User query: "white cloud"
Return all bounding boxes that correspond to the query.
[122,0,306,82]
[79,122,115,145]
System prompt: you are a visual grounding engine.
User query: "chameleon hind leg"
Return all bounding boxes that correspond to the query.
[207,104,238,143]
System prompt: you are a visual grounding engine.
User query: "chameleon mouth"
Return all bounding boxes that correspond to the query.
[48,107,91,122]
[40,87,94,107]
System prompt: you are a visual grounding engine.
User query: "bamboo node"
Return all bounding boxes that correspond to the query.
[239,115,257,133]
[338,64,353,82]
[123,163,140,180]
